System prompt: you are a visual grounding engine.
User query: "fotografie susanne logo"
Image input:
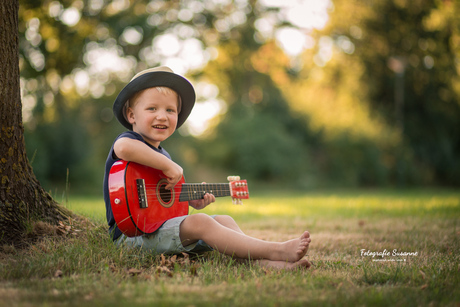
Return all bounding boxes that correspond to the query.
[360,249,419,262]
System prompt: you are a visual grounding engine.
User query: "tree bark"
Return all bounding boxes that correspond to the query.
[0,0,70,245]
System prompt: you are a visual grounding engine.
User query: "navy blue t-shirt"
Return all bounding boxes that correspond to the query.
[102,131,172,241]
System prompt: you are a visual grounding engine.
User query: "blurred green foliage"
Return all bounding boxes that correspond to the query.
[17,0,460,192]
[352,0,460,185]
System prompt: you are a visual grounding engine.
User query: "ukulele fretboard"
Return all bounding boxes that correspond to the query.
[179,183,231,201]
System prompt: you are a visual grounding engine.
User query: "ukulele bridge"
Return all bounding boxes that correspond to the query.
[136,179,148,208]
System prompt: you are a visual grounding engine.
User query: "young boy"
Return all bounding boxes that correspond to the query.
[103,66,311,270]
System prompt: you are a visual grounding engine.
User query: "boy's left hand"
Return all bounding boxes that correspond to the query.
[189,183,216,209]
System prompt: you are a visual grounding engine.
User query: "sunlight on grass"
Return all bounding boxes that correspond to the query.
[64,196,106,222]
[66,189,460,222]
[200,190,460,221]
[198,198,299,217]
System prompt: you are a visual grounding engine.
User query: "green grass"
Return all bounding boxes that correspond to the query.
[1,189,459,306]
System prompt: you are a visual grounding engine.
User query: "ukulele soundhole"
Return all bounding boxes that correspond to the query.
[156,178,175,208]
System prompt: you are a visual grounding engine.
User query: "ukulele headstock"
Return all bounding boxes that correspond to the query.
[227,176,249,205]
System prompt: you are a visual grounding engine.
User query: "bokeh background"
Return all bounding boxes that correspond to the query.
[18,0,460,194]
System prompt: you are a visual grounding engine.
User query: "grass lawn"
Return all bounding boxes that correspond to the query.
[1,188,459,306]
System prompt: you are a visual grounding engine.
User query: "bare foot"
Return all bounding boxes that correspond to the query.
[279,231,311,262]
[256,258,312,271]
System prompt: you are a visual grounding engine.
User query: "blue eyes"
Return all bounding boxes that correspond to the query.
[146,107,176,113]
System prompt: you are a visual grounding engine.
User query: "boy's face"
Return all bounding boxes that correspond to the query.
[126,88,179,148]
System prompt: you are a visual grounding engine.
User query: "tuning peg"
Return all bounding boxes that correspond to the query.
[227,176,241,182]
[232,198,243,205]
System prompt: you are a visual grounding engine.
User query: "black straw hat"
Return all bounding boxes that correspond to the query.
[113,66,195,130]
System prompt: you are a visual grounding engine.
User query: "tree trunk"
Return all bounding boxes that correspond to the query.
[0,1,70,246]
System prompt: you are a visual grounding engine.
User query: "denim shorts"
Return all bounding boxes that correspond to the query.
[115,215,214,255]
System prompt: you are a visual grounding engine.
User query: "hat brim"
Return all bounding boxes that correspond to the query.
[113,71,195,130]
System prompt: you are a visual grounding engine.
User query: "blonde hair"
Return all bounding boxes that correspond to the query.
[123,87,182,121]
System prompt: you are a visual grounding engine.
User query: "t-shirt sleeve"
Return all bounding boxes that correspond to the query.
[111,131,145,160]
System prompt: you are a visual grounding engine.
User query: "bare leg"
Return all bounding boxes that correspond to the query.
[213,215,311,269]
[180,214,310,262]
[214,215,244,234]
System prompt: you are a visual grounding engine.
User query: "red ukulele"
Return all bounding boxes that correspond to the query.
[108,160,249,237]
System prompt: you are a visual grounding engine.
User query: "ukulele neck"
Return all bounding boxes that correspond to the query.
[179,183,230,202]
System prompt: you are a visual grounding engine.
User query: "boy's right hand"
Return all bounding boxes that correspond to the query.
[163,162,183,190]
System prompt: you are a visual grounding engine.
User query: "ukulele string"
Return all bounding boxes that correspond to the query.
[143,187,231,196]
[142,184,231,198]
[143,184,230,191]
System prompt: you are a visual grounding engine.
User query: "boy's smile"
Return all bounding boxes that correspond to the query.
[127,87,179,148]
